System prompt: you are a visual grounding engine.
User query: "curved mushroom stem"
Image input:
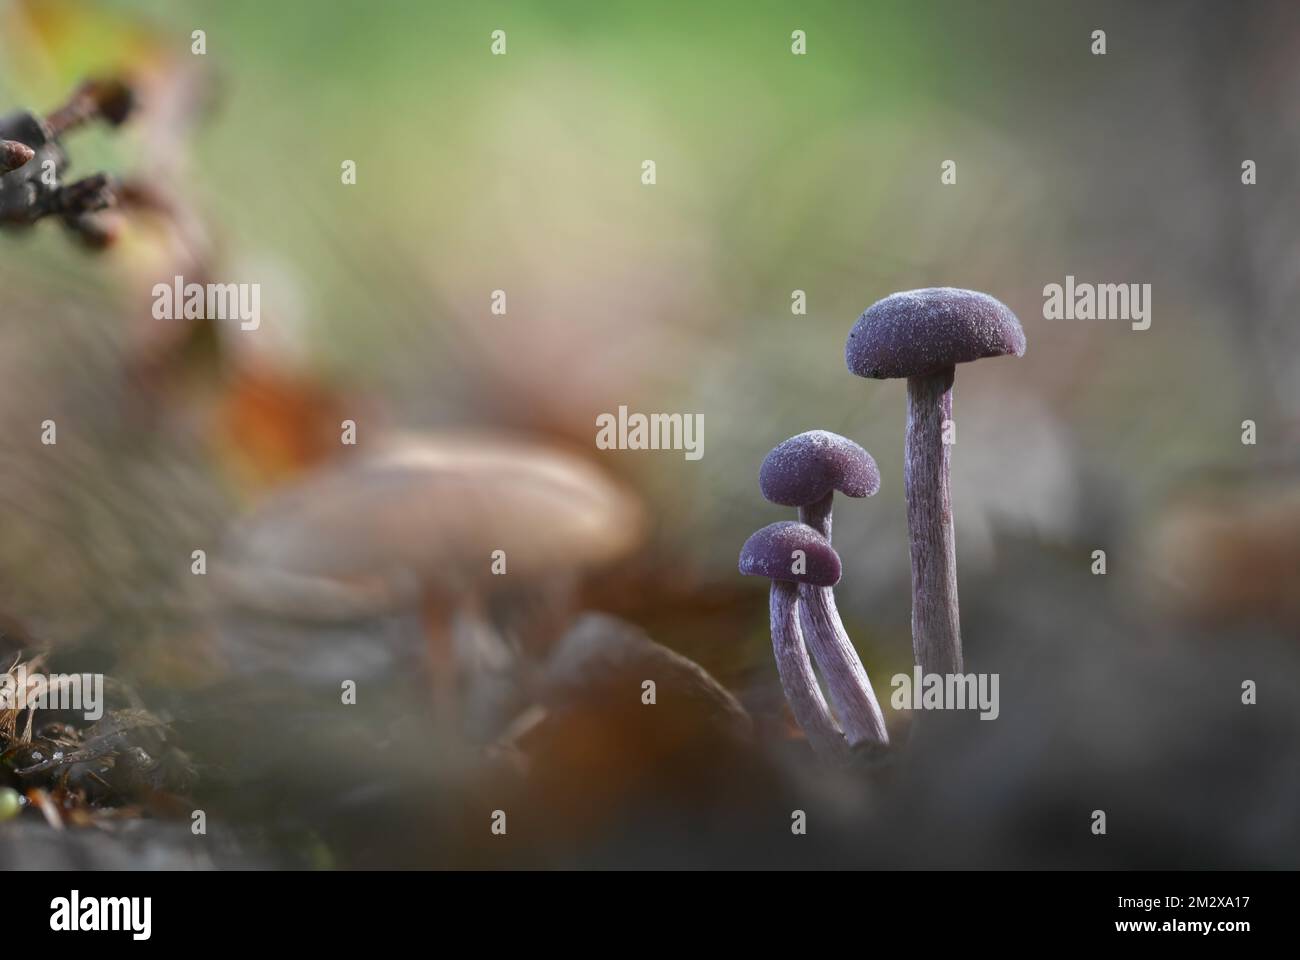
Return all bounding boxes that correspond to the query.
[799,491,835,540]
[796,492,889,748]
[905,366,962,675]
[798,586,889,747]
[769,580,845,760]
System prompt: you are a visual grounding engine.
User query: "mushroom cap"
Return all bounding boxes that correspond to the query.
[738,521,841,587]
[216,433,645,620]
[759,430,880,506]
[846,287,1026,380]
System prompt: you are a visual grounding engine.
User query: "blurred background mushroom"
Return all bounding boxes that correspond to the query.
[213,432,645,741]
[1142,469,1300,629]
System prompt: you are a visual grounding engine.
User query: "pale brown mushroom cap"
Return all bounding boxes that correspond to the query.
[216,433,645,620]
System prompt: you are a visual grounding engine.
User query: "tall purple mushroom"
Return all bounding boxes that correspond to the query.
[845,288,1025,675]
[739,521,845,760]
[759,431,888,748]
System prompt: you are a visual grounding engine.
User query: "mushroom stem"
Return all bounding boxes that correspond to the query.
[797,585,889,747]
[796,492,889,748]
[769,580,845,760]
[905,366,962,675]
[799,491,835,540]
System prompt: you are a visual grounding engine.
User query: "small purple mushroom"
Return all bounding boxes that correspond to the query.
[759,431,888,748]
[739,521,845,760]
[846,288,1025,675]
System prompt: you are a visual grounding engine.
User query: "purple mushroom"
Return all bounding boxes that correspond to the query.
[739,521,846,760]
[846,288,1025,675]
[759,431,888,749]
